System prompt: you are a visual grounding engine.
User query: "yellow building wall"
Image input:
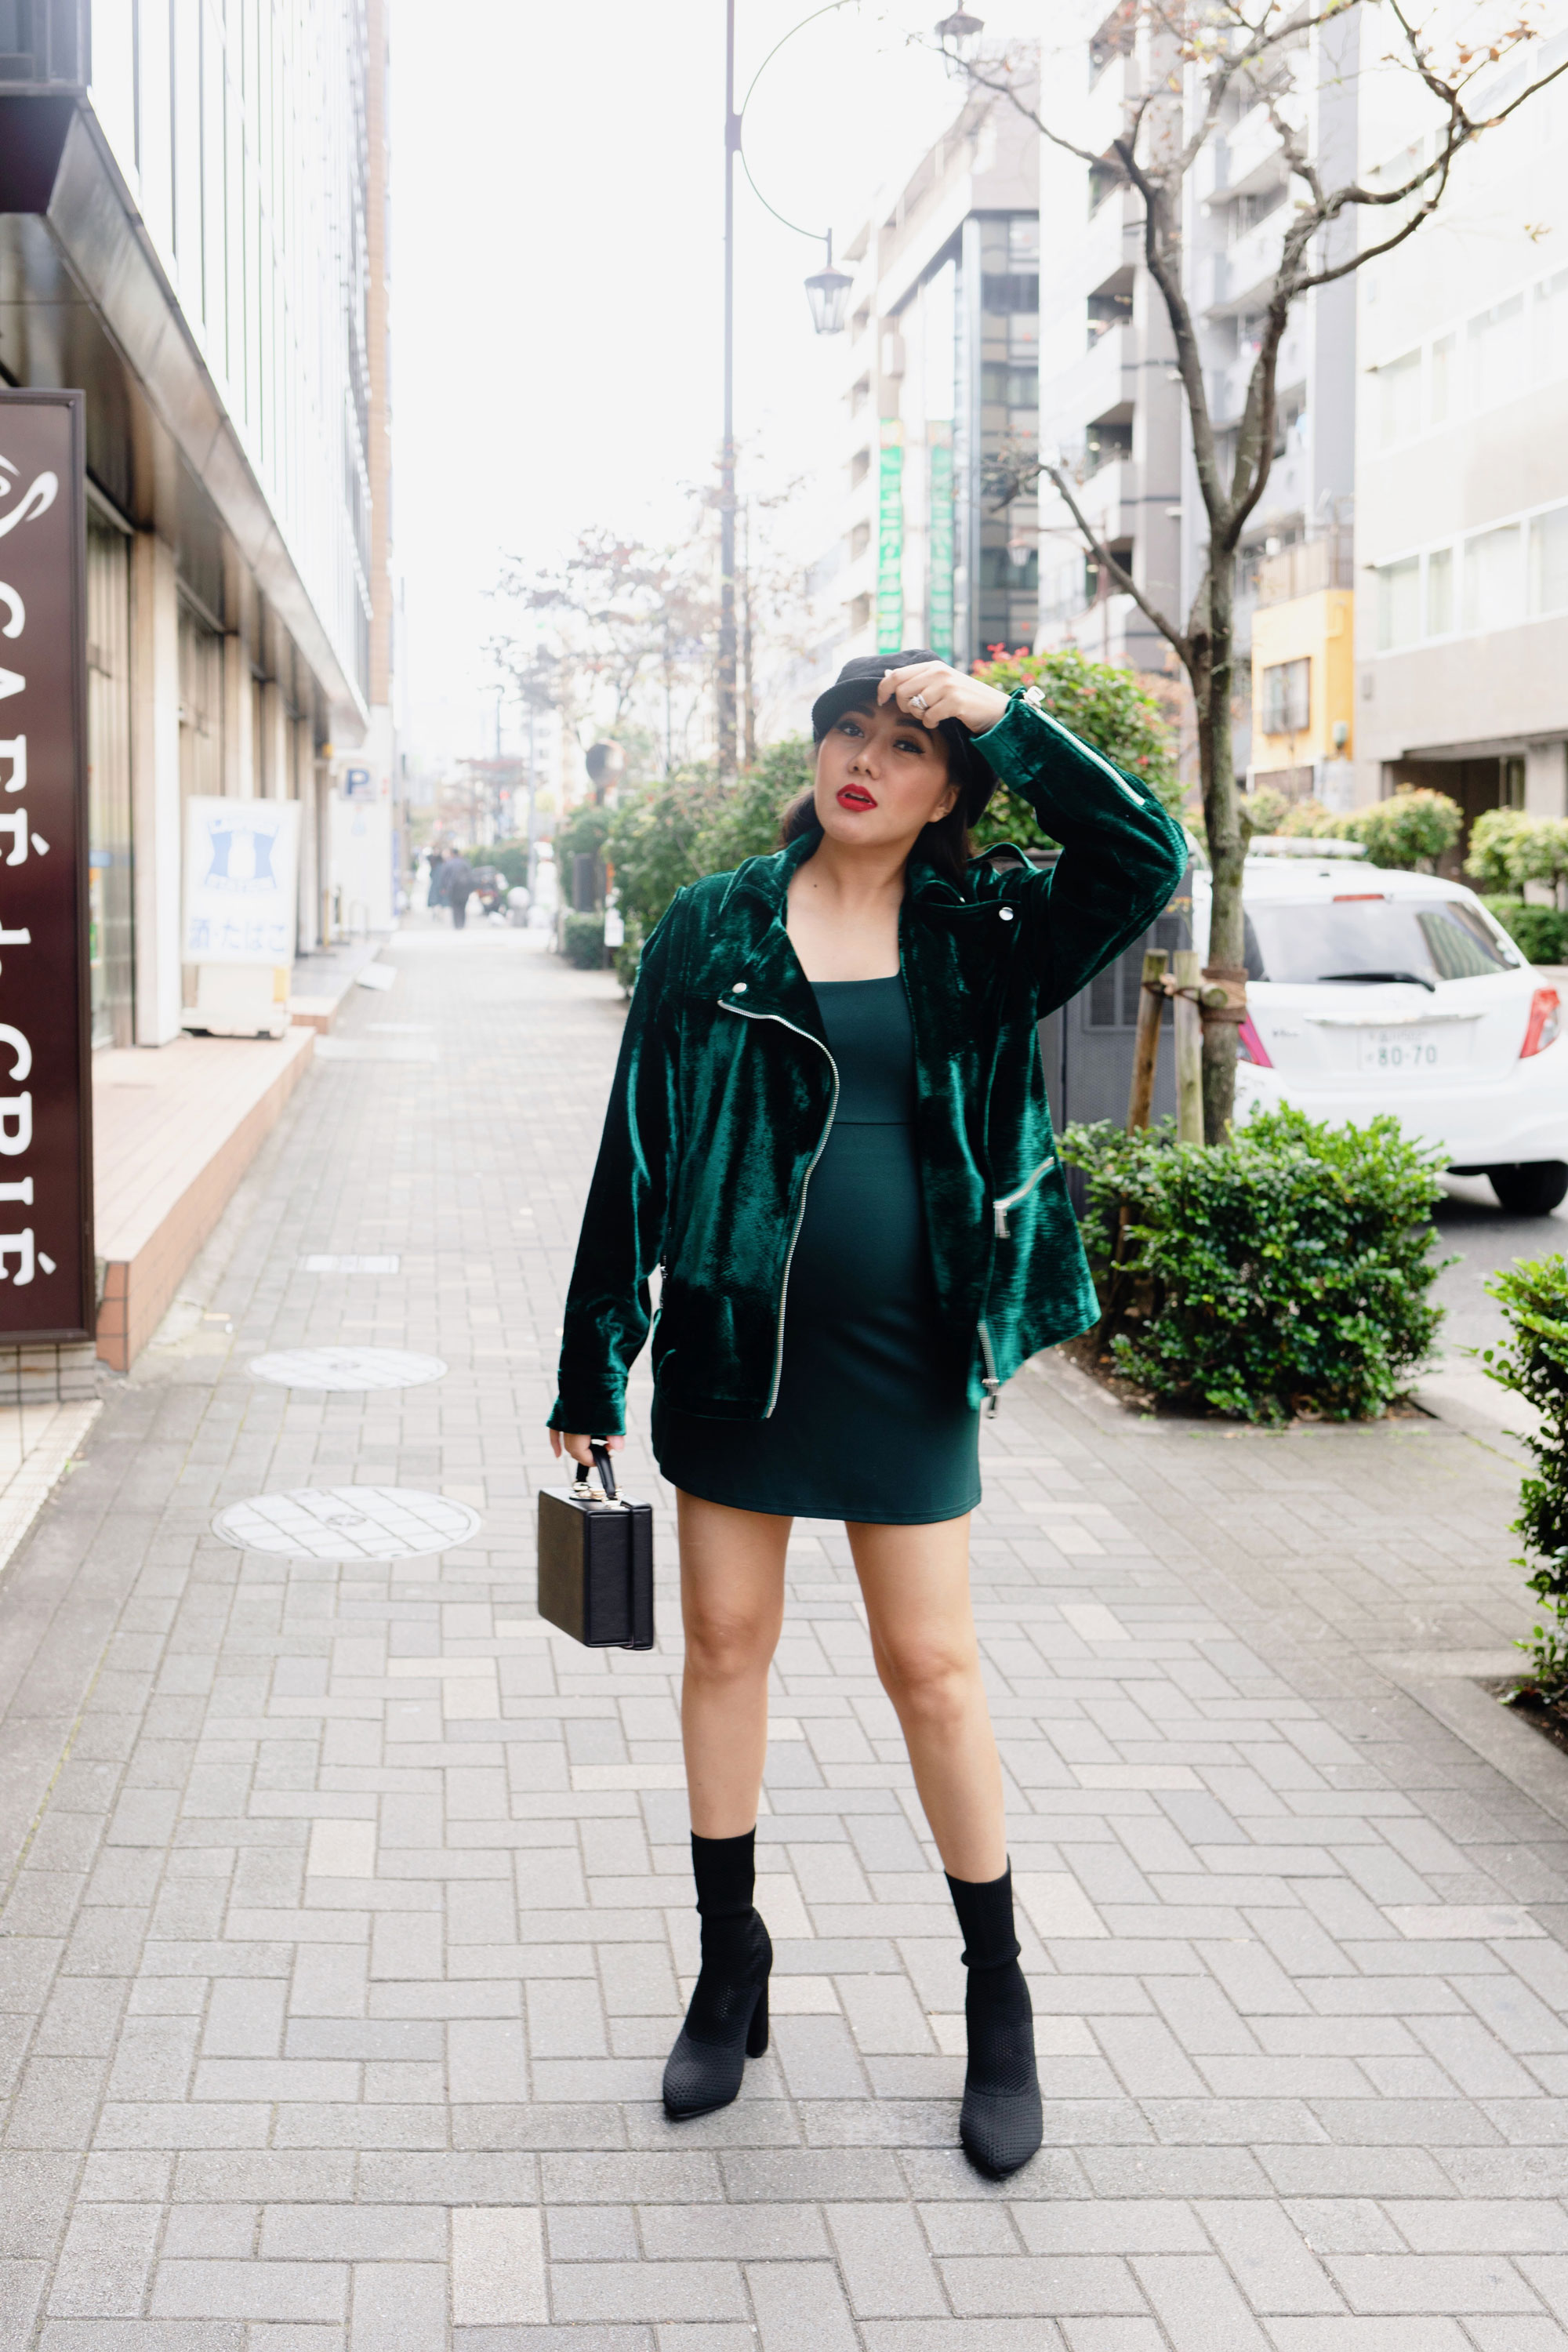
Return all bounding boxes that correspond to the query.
[1250,587,1356,773]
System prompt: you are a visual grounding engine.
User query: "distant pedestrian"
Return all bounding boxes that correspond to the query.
[549,652,1186,2179]
[425,851,447,912]
[442,854,474,931]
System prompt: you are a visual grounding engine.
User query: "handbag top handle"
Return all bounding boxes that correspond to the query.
[573,1442,619,1503]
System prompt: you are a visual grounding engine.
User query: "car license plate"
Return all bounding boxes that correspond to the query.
[1357,1029,1445,1073]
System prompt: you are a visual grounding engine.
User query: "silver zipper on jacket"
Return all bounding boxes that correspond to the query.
[976,1316,1001,1416]
[993,1152,1058,1240]
[719,1000,840,1417]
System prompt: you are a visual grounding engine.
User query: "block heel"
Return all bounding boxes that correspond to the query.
[661,1911,772,2121]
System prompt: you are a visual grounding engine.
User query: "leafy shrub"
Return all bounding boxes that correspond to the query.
[483,845,531,889]
[1480,1258,1568,1695]
[1276,799,1346,838]
[1269,786,1464,869]
[1468,809,1568,895]
[604,770,715,946]
[969,645,1182,851]
[604,739,815,990]
[1478,897,1568,966]
[1062,1105,1450,1422]
[1344,786,1462,870]
[1241,785,1292,839]
[562,913,606,970]
[556,803,614,862]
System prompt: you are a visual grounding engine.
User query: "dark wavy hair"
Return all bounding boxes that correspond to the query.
[779,710,974,883]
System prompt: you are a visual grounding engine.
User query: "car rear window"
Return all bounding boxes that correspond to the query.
[1245,898,1518,985]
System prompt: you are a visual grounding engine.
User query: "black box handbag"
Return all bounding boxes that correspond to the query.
[537,1442,655,1650]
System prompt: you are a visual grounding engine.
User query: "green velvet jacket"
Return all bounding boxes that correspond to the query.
[550,689,1188,1436]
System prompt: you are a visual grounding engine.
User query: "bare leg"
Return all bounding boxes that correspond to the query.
[848,1513,1006,1882]
[676,1490,790,1838]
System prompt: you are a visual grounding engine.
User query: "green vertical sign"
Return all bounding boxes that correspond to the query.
[877,422,903,652]
[928,426,954,661]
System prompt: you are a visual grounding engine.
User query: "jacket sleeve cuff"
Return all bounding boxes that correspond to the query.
[971,688,1163,826]
[548,1390,628,1439]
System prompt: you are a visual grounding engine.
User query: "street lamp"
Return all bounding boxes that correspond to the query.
[935,10,985,60]
[804,234,853,336]
[718,0,858,771]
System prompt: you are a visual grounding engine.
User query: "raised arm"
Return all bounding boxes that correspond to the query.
[549,895,685,1439]
[880,662,1189,1017]
[970,690,1189,1014]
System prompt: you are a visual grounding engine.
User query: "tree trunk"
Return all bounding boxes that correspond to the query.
[1196,573,1245,1144]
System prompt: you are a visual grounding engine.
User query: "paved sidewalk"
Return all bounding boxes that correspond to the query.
[3,926,1568,2350]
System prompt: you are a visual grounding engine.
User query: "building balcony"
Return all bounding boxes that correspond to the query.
[1077,459,1138,543]
[1203,207,1289,317]
[1078,194,1137,303]
[1043,325,1132,445]
[1199,102,1287,207]
[1080,53,1135,169]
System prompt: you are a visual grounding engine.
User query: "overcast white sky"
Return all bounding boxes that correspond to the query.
[389,0,1034,767]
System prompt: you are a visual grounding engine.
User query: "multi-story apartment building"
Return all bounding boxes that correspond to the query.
[0,0,391,1051]
[1030,6,1357,789]
[827,73,1039,671]
[1035,13,1182,678]
[1352,28,1568,829]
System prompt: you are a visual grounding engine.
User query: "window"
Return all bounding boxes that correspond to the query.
[1088,158,1119,215]
[1468,293,1526,411]
[1377,350,1421,447]
[1083,419,1133,476]
[1377,557,1421,650]
[1245,898,1515,985]
[1534,269,1568,386]
[1426,546,1454,636]
[1502,755,1526,811]
[1430,334,1454,424]
[850,447,870,487]
[1463,522,1524,632]
[1529,505,1568,615]
[1261,658,1311,735]
[981,363,1040,408]
[849,521,870,562]
[849,591,873,633]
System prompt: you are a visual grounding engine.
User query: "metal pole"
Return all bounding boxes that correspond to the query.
[718,0,739,774]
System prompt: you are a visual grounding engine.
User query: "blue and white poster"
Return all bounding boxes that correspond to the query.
[182,797,301,967]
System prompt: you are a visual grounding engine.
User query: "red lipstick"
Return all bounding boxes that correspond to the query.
[837,784,876,810]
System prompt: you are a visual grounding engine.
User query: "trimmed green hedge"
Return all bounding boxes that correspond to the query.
[1479,897,1568,967]
[1062,1105,1450,1422]
[1483,1258,1568,1696]
[562,913,606,970]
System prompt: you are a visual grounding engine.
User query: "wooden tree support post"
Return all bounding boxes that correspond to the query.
[1126,950,1168,1132]
[1173,949,1204,1145]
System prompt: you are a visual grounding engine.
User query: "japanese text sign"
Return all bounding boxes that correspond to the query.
[0,392,93,1342]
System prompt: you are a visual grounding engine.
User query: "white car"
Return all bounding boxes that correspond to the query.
[1192,845,1568,1213]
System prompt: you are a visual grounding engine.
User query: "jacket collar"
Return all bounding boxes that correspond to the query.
[722,830,975,916]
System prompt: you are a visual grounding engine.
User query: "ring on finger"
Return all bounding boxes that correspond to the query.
[910,692,927,713]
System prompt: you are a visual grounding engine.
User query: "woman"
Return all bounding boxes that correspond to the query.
[550,651,1185,2176]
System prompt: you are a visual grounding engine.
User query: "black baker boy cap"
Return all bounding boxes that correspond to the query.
[810,648,999,823]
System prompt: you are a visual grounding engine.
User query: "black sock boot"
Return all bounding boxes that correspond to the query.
[946,1862,1042,2179]
[662,1830,771,2120]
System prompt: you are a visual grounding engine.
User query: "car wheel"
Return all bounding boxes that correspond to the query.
[1488,1162,1568,1215]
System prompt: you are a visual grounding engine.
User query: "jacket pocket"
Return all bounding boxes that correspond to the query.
[993,1152,1058,1240]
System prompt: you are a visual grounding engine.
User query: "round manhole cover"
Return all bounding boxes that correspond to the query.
[212,1486,481,1560]
[249,1348,447,1392]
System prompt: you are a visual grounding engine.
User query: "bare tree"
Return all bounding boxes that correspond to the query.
[952,2,1567,1138]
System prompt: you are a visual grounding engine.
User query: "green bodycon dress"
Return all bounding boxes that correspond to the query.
[652,975,982,1524]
